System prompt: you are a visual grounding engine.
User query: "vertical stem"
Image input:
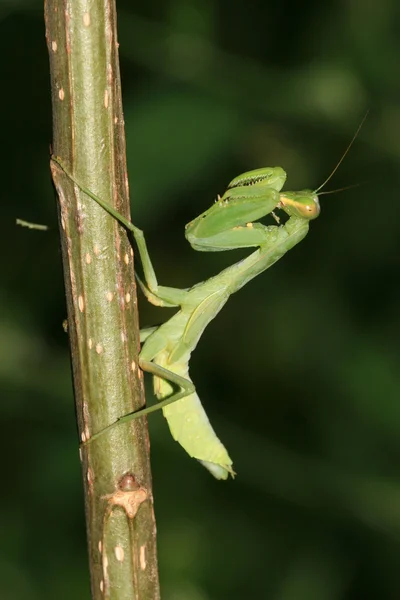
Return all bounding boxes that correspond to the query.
[44,2,160,598]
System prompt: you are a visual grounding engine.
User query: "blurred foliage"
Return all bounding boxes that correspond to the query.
[1,0,400,598]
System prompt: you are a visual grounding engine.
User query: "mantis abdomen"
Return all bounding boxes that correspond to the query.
[154,351,234,480]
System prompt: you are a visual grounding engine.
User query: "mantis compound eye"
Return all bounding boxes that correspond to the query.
[302,197,320,219]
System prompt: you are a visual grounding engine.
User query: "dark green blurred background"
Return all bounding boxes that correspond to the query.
[2,0,400,598]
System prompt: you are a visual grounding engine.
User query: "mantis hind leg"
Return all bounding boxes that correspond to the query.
[82,360,195,445]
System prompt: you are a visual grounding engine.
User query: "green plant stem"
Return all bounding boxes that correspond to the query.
[44,1,160,598]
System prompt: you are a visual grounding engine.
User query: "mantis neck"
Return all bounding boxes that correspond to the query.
[212,216,310,296]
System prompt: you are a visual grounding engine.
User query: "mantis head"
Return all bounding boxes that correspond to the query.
[279,190,321,220]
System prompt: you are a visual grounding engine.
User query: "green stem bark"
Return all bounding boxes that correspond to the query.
[44,2,160,598]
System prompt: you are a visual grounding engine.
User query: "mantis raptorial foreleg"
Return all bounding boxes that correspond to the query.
[52,156,320,479]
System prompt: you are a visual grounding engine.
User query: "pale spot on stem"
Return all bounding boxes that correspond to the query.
[59,88,65,101]
[131,360,136,372]
[99,580,104,593]
[104,89,109,109]
[98,540,102,553]
[88,338,93,349]
[85,252,92,264]
[140,545,146,570]
[106,291,114,302]
[114,546,124,562]
[78,295,85,312]
[96,343,103,354]
[83,12,90,26]
[81,431,87,443]
[125,292,131,304]
[107,63,113,85]
[124,253,129,265]
[87,468,94,484]
[51,41,57,52]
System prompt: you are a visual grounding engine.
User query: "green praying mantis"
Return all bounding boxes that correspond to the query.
[54,108,366,480]
[53,157,321,480]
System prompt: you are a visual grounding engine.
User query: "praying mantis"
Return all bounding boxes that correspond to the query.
[53,157,321,480]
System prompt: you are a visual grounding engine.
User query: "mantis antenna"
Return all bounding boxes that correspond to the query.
[318,182,364,196]
[314,111,369,194]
